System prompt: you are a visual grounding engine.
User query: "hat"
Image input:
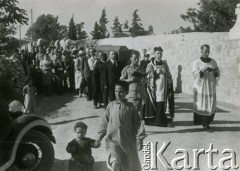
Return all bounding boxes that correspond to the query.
[154,46,163,52]
[79,50,84,55]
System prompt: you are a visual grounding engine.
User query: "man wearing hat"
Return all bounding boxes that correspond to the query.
[145,46,174,127]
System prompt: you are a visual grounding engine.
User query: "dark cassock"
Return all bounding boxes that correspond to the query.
[145,47,174,127]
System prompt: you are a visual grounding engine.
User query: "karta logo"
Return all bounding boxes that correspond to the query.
[142,142,239,170]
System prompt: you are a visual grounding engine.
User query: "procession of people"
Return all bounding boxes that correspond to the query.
[5,43,220,130]
[0,42,220,171]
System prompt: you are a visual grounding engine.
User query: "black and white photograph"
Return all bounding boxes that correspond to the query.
[1,0,240,170]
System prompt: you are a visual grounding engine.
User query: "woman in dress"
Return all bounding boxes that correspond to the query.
[74,49,84,97]
[192,44,220,132]
[22,78,37,114]
[40,53,53,96]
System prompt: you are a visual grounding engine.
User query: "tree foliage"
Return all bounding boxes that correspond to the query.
[111,16,122,33]
[123,20,129,29]
[91,22,101,39]
[76,22,88,40]
[98,8,110,39]
[129,9,147,37]
[0,0,28,54]
[68,16,77,40]
[180,0,240,32]
[0,0,28,25]
[26,14,66,41]
[59,25,68,39]
[148,25,154,35]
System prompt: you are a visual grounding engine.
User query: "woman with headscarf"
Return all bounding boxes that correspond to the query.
[192,44,220,132]
[145,46,174,127]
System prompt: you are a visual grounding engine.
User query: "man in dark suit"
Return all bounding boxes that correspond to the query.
[81,48,92,100]
[104,51,121,102]
[95,52,108,108]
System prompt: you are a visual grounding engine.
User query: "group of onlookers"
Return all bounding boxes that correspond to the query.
[9,43,220,131]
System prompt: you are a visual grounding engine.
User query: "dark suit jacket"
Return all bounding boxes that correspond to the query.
[94,60,106,86]
[81,55,90,78]
[104,60,121,86]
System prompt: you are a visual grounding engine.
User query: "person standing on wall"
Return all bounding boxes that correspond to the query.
[104,51,121,102]
[192,44,220,132]
[146,46,174,127]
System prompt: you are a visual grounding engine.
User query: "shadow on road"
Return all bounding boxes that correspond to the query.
[52,159,68,171]
[52,159,109,171]
[146,126,240,135]
[175,102,229,113]
[94,161,109,171]
[50,116,99,125]
[36,93,77,117]
[173,120,240,126]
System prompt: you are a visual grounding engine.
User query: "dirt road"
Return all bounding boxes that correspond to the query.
[36,93,240,171]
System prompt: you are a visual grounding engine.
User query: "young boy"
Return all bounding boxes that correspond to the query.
[97,81,146,171]
[66,121,100,171]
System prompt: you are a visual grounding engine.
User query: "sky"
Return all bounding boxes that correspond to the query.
[16,0,199,39]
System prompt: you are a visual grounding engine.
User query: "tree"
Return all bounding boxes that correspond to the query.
[123,20,129,29]
[68,16,77,40]
[180,0,240,32]
[59,25,68,39]
[148,25,154,35]
[0,0,28,25]
[91,22,101,39]
[26,14,66,41]
[98,8,109,39]
[0,0,28,54]
[129,9,146,37]
[111,16,122,33]
[76,22,88,40]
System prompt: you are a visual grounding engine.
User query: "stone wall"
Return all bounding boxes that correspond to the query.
[97,32,240,107]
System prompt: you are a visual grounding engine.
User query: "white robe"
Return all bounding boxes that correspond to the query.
[192,58,220,116]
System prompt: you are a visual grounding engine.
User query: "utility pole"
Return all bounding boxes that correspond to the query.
[19,25,21,49]
[31,9,33,41]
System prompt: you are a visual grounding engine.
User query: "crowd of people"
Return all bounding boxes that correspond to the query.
[8,43,220,129]
[0,43,220,171]
[13,44,176,127]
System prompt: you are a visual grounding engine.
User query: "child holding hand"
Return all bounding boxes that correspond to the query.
[97,81,146,171]
[66,121,100,171]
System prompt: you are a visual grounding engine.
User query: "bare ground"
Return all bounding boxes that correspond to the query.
[36,92,240,171]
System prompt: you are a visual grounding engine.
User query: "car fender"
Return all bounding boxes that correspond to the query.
[1,115,55,170]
